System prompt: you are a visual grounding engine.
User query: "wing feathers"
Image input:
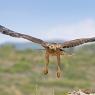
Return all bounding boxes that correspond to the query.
[0,25,47,46]
[62,38,95,48]
[1,25,95,48]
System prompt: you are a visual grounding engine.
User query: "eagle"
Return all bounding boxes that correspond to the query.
[0,25,95,78]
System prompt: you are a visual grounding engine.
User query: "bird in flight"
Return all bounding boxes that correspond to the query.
[0,25,95,78]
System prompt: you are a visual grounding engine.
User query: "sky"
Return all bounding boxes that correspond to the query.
[0,0,95,43]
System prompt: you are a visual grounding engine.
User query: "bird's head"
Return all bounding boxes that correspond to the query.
[47,43,61,50]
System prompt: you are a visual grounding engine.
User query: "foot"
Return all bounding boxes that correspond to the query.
[56,71,61,78]
[43,68,48,75]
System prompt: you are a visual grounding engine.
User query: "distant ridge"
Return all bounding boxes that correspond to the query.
[0,40,65,50]
[0,42,43,50]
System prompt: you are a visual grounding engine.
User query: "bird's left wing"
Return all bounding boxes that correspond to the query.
[60,37,95,48]
[0,25,48,47]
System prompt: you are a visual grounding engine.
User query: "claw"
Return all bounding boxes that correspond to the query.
[43,68,48,75]
[57,71,61,78]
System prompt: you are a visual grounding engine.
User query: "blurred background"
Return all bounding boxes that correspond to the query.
[0,0,95,95]
[0,43,95,95]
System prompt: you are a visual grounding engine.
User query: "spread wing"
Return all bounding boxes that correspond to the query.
[61,37,95,48]
[0,25,47,47]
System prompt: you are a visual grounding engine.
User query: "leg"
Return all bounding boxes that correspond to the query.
[56,54,61,78]
[43,51,49,75]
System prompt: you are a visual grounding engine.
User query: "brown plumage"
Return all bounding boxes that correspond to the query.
[0,25,95,78]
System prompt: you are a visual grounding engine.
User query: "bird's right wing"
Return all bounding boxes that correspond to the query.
[0,25,48,47]
[60,37,95,48]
